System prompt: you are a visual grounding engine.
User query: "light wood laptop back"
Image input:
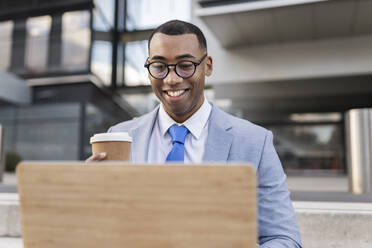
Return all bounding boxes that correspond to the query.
[16,162,257,248]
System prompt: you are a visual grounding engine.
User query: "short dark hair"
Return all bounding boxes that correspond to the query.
[148,20,207,51]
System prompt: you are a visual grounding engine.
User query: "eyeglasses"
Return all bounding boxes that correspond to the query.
[144,54,208,80]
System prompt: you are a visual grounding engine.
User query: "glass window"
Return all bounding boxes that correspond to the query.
[0,106,18,152]
[16,120,80,160]
[25,15,52,74]
[0,21,13,72]
[126,0,191,31]
[62,11,91,72]
[289,113,342,122]
[120,93,160,115]
[91,40,112,85]
[93,0,115,31]
[124,40,150,86]
[267,124,345,173]
[84,103,127,158]
[1,103,81,161]
[116,43,125,86]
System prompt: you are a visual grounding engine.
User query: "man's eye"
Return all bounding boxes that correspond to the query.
[178,63,193,71]
[152,64,166,71]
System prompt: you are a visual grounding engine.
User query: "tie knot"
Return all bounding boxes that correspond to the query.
[168,124,189,144]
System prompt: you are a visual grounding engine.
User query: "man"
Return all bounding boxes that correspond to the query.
[88,20,302,248]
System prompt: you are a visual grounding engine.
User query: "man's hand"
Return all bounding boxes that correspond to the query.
[85,152,107,162]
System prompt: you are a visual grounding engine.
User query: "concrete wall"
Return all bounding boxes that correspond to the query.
[207,35,372,85]
[192,2,372,86]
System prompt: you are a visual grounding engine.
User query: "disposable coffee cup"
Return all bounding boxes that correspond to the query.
[90,132,132,161]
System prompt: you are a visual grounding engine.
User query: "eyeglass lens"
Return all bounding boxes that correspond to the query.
[149,61,195,79]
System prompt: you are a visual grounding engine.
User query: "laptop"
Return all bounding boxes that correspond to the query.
[16,161,257,248]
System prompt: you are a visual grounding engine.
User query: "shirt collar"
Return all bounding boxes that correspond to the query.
[158,99,211,140]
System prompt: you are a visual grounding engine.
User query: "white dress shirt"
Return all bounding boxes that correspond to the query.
[148,99,211,163]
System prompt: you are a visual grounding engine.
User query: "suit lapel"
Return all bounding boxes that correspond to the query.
[129,106,159,163]
[203,104,233,162]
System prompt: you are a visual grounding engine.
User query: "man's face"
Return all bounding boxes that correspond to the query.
[147,33,212,122]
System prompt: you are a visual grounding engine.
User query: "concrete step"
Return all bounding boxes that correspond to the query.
[0,237,23,248]
[294,201,372,248]
[0,194,20,237]
[2,194,372,248]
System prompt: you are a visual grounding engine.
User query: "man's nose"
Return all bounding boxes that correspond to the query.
[163,67,182,85]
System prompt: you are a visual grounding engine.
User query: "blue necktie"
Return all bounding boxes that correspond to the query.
[166,124,189,162]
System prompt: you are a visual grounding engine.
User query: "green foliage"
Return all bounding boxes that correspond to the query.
[5,151,22,172]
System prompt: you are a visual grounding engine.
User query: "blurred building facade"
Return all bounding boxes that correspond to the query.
[0,0,372,176]
[0,0,137,161]
[194,0,372,177]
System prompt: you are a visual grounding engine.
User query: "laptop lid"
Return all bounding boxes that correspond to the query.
[17,162,256,248]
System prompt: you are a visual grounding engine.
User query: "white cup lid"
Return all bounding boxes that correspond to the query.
[90,132,132,143]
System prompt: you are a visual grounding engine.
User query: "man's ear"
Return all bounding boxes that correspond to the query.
[204,56,213,76]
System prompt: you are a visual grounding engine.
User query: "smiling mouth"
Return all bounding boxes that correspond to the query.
[164,89,189,97]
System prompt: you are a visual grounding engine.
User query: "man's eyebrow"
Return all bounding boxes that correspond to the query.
[149,54,196,61]
[176,54,196,60]
[150,55,166,60]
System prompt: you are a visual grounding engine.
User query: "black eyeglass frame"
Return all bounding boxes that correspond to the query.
[144,54,208,79]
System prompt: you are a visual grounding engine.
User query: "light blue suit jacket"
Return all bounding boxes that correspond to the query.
[108,103,302,248]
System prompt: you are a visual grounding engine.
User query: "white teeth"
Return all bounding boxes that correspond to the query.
[167,90,185,97]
